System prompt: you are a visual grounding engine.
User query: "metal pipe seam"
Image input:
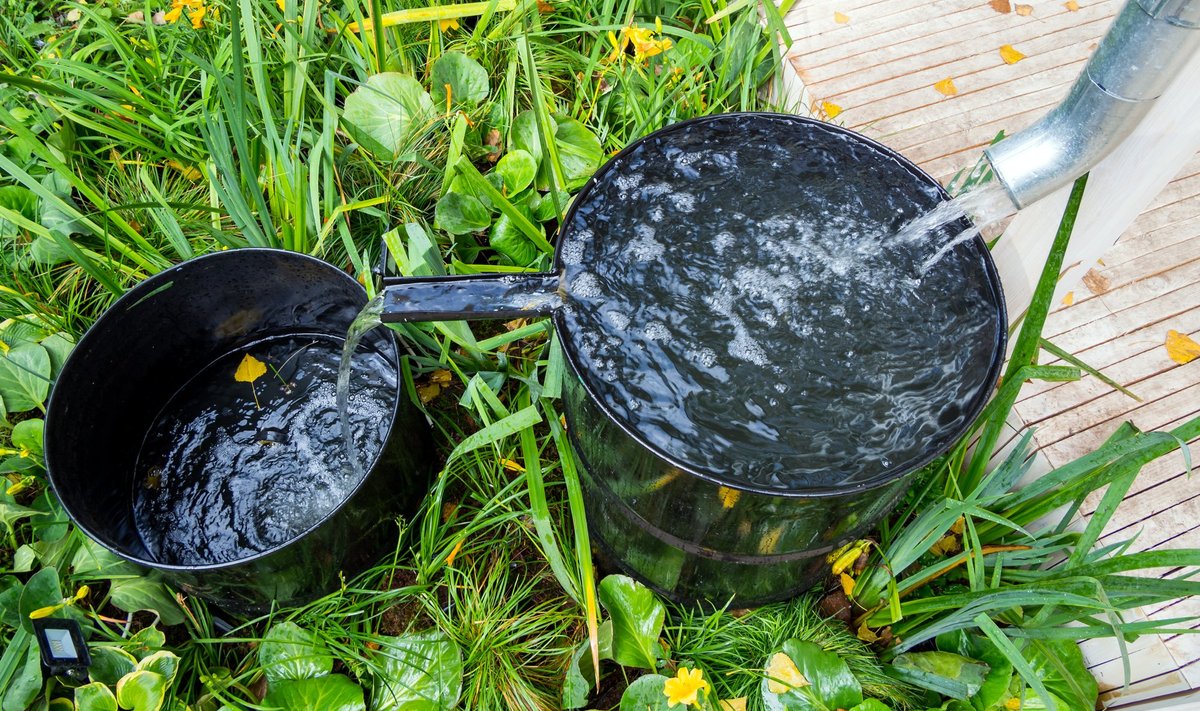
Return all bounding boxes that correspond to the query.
[984,0,1200,209]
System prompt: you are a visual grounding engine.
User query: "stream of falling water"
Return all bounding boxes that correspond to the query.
[889,181,1017,272]
[338,294,387,483]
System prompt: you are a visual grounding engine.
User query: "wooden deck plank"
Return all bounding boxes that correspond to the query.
[782,0,1200,703]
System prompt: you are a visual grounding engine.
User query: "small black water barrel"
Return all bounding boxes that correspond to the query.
[45,249,433,614]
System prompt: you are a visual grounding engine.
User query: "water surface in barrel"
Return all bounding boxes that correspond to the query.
[133,334,395,565]
[558,116,1002,491]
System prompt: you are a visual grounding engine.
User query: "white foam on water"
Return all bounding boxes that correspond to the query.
[644,321,670,341]
[570,272,602,299]
[727,320,770,367]
[670,192,696,213]
[604,310,631,331]
[713,231,735,255]
[561,234,586,265]
[629,225,665,261]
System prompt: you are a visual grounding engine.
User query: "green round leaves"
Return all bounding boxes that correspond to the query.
[597,574,665,671]
[262,675,367,711]
[259,621,334,684]
[370,629,464,711]
[435,192,491,235]
[494,149,537,195]
[0,343,51,413]
[342,74,436,159]
[430,52,490,105]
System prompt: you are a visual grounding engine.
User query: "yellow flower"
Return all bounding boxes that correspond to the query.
[276,0,284,10]
[605,19,673,64]
[188,4,207,28]
[162,0,207,27]
[438,17,459,32]
[663,667,709,707]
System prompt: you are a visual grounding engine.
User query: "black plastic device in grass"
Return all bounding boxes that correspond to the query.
[44,249,434,615]
[377,113,1008,606]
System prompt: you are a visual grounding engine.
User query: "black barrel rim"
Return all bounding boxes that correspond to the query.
[44,248,406,573]
[552,112,1007,499]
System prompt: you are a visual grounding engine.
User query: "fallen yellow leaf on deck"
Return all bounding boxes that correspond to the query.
[1062,291,1074,306]
[1065,0,1080,10]
[234,354,267,383]
[1015,3,1033,14]
[1166,330,1200,364]
[934,78,958,96]
[821,101,843,119]
[834,11,850,23]
[1000,44,1026,64]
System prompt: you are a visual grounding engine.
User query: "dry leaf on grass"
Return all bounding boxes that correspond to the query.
[1000,44,1026,64]
[1165,330,1200,364]
[934,78,958,96]
[765,653,810,693]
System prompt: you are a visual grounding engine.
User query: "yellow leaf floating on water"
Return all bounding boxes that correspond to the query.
[1000,44,1026,64]
[833,11,850,23]
[765,652,810,694]
[1166,330,1200,364]
[1015,3,1033,14]
[934,78,958,96]
[234,354,267,383]
[821,101,843,119]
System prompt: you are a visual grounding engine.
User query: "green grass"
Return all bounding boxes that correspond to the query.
[0,1,799,708]
[664,597,920,710]
[2,1,1197,710]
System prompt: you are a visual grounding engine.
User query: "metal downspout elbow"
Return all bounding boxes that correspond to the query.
[984,0,1200,210]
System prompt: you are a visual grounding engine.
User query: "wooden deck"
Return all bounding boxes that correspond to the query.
[781,0,1200,706]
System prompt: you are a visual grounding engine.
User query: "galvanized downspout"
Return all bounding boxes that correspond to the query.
[984,0,1200,210]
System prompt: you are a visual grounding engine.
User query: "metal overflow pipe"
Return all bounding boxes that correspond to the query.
[984,0,1200,210]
